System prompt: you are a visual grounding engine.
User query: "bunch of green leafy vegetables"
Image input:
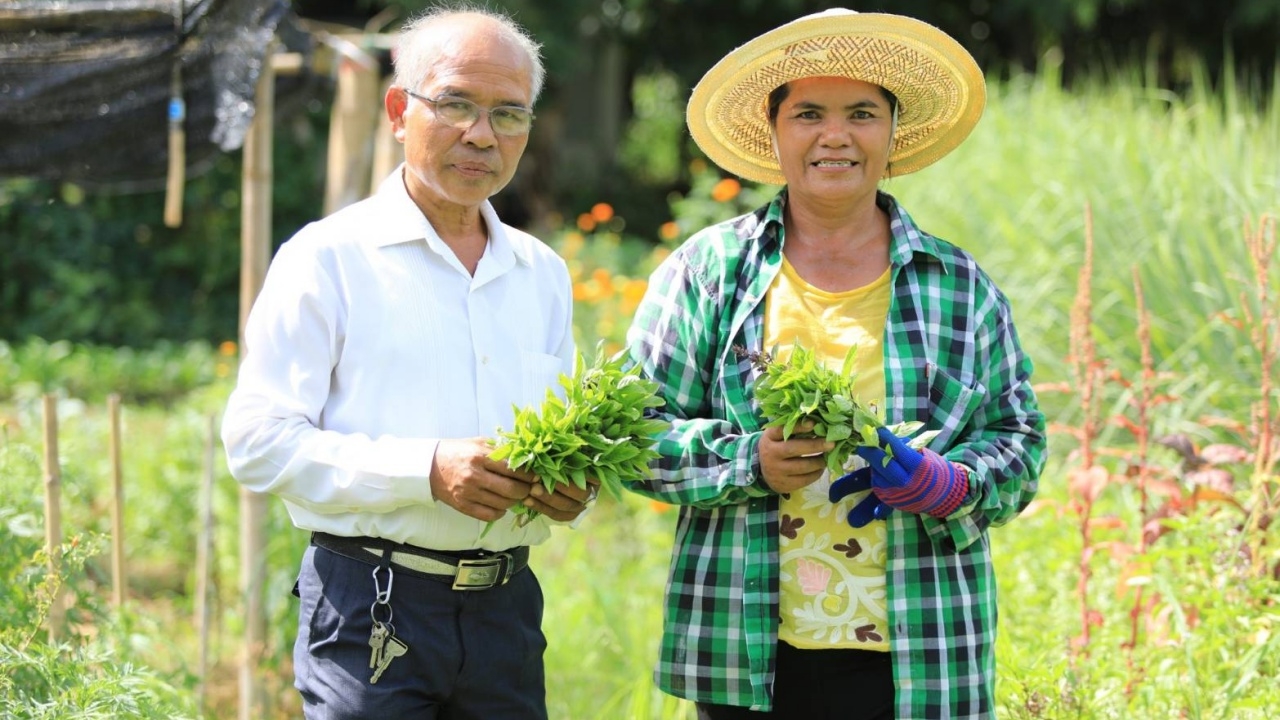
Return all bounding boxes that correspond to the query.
[489,343,669,526]
[740,343,938,475]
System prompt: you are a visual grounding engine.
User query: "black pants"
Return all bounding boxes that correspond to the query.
[697,641,894,719]
[292,544,547,720]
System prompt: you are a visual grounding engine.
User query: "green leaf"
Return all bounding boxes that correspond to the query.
[826,424,852,441]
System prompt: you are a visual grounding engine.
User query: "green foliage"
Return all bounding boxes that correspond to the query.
[993,459,1280,719]
[741,343,936,474]
[619,72,687,185]
[0,105,329,348]
[661,169,777,242]
[539,495,695,720]
[0,338,229,405]
[868,66,1279,433]
[0,640,193,720]
[490,343,669,526]
[0,488,193,719]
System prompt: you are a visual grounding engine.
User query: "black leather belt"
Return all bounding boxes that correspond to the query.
[311,532,529,591]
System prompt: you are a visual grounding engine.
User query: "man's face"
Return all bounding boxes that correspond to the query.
[388,20,533,216]
[771,76,893,206]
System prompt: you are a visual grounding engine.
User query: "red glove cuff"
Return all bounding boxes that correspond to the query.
[873,451,969,519]
[927,462,969,519]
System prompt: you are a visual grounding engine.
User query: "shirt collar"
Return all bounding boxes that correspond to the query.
[752,188,955,273]
[367,164,532,267]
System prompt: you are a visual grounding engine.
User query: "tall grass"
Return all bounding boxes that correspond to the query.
[886,64,1279,432]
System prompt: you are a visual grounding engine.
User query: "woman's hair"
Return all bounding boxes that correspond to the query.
[393,2,546,103]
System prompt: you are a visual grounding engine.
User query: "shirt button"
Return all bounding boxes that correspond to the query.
[481,355,489,364]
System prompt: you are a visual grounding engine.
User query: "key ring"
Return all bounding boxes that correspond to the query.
[369,597,395,626]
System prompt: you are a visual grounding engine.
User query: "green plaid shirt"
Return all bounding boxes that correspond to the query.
[624,189,1047,717]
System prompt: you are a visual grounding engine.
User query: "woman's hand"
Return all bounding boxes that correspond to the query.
[758,421,834,494]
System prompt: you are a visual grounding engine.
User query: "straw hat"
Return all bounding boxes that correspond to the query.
[687,9,986,184]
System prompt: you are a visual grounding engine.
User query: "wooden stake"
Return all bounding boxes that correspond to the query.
[238,47,276,720]
[323,38,380,216]
[195,412,217,715]
[41,394,63,643]
[108,393,126,607]
[163,0,186,228]
[369,74,403,188]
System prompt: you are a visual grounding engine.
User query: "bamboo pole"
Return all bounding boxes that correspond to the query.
[238,51,275,720]
[163,0,186,228]
[42,394,63,643]
[195,412,217,716]
[369,74,403,188]
[108,393,126,607]
[323,37,380,216]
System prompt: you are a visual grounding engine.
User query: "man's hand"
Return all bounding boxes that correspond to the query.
[522,478,600,522]
[759,421,835,494]
[829,426,969,528]
[430,438,536,521]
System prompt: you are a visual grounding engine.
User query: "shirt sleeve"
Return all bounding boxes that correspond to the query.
[623,242,772,509]
[220,237,438,515]
[926,288,1047,551]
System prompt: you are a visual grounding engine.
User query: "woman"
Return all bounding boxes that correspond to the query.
[624,9,1046,719]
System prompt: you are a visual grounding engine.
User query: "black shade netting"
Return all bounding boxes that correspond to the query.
[0,0,315,191]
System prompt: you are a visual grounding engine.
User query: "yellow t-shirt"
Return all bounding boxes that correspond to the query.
[764,256,892,651]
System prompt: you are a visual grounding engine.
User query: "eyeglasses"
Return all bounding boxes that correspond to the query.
[403,89,535,136]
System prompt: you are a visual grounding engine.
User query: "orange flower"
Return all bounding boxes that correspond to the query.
[591,267,614,295]
[218,340,238,356]
[620,279,648,314]
[590,202,615,223]
[659,221,680,241]
[711,178,741,203]
[576,213,597,232]
[650,499,672,513]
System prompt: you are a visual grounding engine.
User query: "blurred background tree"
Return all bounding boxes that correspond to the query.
[1,0,1276,347]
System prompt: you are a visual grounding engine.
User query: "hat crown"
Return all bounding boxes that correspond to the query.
[799,8,857,21]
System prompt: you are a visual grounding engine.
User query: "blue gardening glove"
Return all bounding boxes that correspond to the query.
[829,427,969,528]
[828,466,894,527]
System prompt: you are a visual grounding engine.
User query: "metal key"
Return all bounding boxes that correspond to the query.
[368,622,389,669]
[370,635,408,684]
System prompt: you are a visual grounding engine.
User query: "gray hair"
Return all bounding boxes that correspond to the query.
[393,3,545,104]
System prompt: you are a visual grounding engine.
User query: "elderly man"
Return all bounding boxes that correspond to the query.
[222,5,590,718]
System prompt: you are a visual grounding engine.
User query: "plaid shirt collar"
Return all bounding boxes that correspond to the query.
[746,188,959,275]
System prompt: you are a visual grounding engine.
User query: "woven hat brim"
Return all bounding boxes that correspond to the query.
[687,12,986,184]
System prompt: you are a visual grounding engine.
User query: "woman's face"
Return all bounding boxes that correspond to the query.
[770,76,894,208]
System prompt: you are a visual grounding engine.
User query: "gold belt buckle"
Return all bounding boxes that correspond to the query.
[451,554,508,591]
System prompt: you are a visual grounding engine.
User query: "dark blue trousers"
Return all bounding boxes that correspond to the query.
[293,544,547,719]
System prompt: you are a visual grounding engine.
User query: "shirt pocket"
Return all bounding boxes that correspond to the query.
[926,362,987,451]
[521,350,568,409]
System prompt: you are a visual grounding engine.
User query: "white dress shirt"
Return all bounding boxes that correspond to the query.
[221,167,575,551]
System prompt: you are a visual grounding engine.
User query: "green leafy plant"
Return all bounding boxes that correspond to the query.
[489,343,670,527]
[737,343,938,474]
